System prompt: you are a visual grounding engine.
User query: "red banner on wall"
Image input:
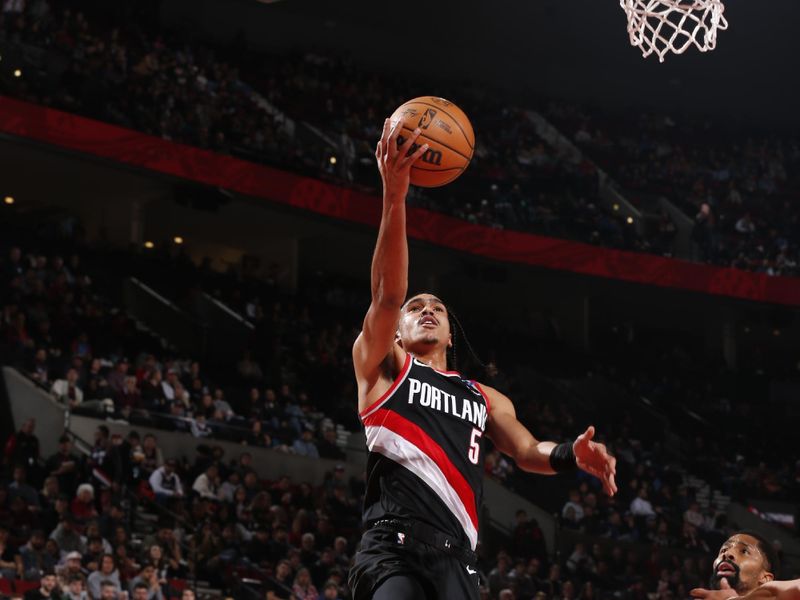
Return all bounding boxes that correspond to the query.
[2,95,799,306]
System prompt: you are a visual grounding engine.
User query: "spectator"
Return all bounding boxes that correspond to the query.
[64,574,89,600]
[106,359,130,395]
[735,213,756,235]
[561,489,585,522]
[86,427,121,487]
[160,370,179,402]
[28,348,52,385]
[9,465,41,510]
[510,510,546,560]
[45,436,79,497]
[70,485,97,523]
[292,428,319,459]
[127,563,163,600]
[139,435,163,479]
[147,460,183,503]
[292,566,318,600]
[57,551,85,591]
[683,501,706,530]
[47,514,82,555]
[189,415,212,438]
[23,569,60,599]
[316,429,345,461]
[630,487,657,518]
[4,418,40,471]
[691,203,716,261]
[17,530,55,580]
[212,390,236,422]
[0,525,19,579]
[191,464,219,500]
[320,580,342,600]
[141,370,167,413]
[51,368,84,408]
[86,554,120,600]
[488,552,512,598]
[266,559,294,599]
[115,377,141,419]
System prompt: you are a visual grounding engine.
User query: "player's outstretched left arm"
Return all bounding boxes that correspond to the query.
[692,579,800,600]
[484,385,617,496]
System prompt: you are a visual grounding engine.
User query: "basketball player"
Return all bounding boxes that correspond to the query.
[348,119,618,600]
[691,531,799,600]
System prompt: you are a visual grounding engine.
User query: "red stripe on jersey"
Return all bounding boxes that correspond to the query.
[359,353,412,419]
[362,407,479,531]
[473,381,491,414]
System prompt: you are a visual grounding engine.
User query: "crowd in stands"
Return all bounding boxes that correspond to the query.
[1,186,798,596]
[1,0,654,258]
[544,102,800,276]
[0,235,356,458]
[1,416,360,599]
[4,0,800,274]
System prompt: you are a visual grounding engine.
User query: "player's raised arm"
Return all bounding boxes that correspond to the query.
[484,385,618,496]
[352,119,428,395]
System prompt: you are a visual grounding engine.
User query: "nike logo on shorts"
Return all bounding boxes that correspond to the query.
[465,566,477,575]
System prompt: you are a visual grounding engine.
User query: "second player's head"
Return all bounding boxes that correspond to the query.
[397,293,452,357]
[710,531,778,594]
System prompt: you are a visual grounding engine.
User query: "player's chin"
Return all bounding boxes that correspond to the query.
[709,573,739,591]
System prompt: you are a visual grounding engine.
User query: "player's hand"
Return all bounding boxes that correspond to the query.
[376,118,428,202]
[573,426,617,496]
[691,576,740,600]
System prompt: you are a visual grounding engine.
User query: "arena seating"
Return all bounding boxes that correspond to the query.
[1,203,795,598]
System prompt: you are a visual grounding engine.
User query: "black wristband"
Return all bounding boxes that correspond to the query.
[549,442,578,472]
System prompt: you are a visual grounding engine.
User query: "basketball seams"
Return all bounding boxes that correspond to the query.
[410,165,465,187]
[399,99,475,154]
[399,125,472,163]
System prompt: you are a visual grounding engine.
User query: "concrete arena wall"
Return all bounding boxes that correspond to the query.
[3,366,67,458]
[67,414,363,483]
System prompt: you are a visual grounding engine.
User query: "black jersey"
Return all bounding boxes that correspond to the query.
[359,354,491,550]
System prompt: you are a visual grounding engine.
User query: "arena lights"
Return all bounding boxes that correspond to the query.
[4,196,14,205]
[612,203,620,211]
[329,156,337,165]
[173,236,184,245]
[626,216,634,224]
[143,241,155,249]
[13,69,21,78]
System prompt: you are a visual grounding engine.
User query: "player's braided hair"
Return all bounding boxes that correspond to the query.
[446,304,488,374]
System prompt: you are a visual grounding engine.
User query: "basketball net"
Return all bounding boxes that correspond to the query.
[620,0,728,62]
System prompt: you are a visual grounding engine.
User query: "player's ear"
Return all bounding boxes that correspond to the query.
[758,570,775,585]
[447,332,452,348]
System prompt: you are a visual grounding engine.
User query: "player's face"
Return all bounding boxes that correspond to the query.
[398,294,452,350]
[711,534,773,594]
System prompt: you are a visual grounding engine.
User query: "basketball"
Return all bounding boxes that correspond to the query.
[389,96,475,188]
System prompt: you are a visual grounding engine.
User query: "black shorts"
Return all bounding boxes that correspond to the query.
[349,525,480,600]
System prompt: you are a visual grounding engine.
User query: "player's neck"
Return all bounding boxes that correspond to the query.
[408,349,449,372]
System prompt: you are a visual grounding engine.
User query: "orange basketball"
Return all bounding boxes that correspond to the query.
[389,96,475,188]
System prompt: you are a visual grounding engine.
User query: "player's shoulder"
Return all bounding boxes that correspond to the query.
[469,381,513,412]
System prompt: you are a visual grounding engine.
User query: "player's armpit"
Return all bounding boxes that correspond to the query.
[484,385,557,475]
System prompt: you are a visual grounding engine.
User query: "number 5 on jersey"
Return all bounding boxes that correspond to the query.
[468,428,482,464]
